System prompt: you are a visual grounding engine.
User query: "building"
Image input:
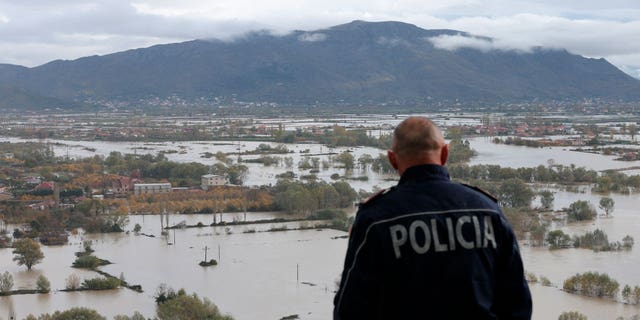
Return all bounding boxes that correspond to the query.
[34,181,55,191]
[201,174,226,190]
[25,176,43,186]
[134,183,172,195]
[111,176,141,197]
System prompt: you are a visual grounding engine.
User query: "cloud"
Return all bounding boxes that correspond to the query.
[298,33,327,42]
[425,13,640,78]
[377,36,411,47]
[607,53,640,78]
[0,0,638,78]
[428,34,523,52]
[438,14,640,57]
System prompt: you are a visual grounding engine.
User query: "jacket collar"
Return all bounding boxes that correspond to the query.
[398,164,450,185]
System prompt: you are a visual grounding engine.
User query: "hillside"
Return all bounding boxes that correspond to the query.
[1,20,639,109]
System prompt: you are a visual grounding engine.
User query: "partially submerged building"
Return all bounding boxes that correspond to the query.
[201,174,226,190]
[134,183,172,195]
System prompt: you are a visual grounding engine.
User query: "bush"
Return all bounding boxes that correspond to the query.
[573,229,609,251]
[540,276,553,287]
[623,235,635,249]
[546,230,572,249]
[72,255,108,269]
[36,274,51,292]
[83,240,94,254]
[567,200,596,221]
[563,272,619,298]
[311,209,346,220]
[72,255,100,268]
[0,271,13,292]
[82,277,120,290]
[199,259,218,267]
[113,312,146,320]
[65,274,81,290]
[25,307,106,320]
[154,284,179,304]
[558,311,587,320]
[525,272,538,283]
[156,291,234,320]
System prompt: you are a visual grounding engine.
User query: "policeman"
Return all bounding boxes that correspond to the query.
[334,116,532,319]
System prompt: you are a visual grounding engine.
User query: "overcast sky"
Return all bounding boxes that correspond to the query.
[1,0,639,78]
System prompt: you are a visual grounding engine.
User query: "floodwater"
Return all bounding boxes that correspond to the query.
[0,136,397,192]
[468,136,639,171]
[3,133,638,192]
[2,134,640,319]
[1,215,346,319]
[523,190,640,289]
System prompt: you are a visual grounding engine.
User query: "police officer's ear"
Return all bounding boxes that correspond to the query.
[440,144,449,166]
[387,150,399,171]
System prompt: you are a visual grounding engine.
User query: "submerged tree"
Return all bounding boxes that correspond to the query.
[567,200,596,222]
[12,238,44,270]
[539,190,555,210]
[546,230,571,249]
[335,151,355,171]
[498,178,534,208]
[598,197,615,216]
[622,285,632,304]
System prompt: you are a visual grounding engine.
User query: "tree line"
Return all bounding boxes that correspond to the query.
[546,229,634,251]
[273,180,357,216]
[563,271,640,306]
[105,151,248,186]
[448,163,640,193]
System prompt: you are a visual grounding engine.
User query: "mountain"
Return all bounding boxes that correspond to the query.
[1,20,640,109]
[0,84,81,110]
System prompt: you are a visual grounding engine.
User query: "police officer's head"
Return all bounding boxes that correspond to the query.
[388,116,449,175]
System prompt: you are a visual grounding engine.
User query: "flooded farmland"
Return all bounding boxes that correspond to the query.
[2,115,640,319]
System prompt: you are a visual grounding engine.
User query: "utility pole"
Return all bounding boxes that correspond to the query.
[204,246,209,262]
[160,209,165,231]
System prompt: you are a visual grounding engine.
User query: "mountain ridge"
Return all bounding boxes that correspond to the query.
[1,20,639,109]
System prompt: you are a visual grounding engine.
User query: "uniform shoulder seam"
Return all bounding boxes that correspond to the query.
[461,183,498,203]
[359,186,395,207]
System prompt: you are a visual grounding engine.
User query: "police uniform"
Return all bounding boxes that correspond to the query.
[334,164,532,319]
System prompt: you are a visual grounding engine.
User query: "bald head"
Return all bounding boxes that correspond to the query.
[388,116,448,174]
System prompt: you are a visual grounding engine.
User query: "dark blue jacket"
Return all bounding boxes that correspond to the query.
[334,164,532,319]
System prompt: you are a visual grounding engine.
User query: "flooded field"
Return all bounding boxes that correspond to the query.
[2,121,640,319]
